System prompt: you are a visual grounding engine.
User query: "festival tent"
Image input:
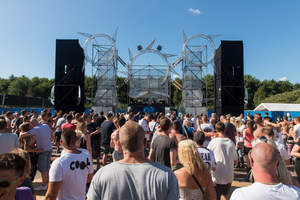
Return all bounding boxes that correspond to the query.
[253,103,300,120]
[254,103,300,112]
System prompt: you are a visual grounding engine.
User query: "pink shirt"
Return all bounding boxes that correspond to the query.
[244,129,254,148]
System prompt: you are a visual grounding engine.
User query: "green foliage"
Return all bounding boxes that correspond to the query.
[7,75,31,96]
[202,74,214,110]
[0,74,299,111]
[0,78,10,94]
[244,74,260,110]
[294,83,300,91]
[252,79,294,107]
[262,90,300,104]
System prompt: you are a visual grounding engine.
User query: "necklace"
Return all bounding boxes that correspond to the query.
[258,181,280,185]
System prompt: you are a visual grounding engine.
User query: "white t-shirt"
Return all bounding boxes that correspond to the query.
[197,147,217,174]
[200,123,215,133]
[0,133,20,155]
[273,129,283,144]
[139,119,150,141]
[207,137,238,184]
[28,124,52,151]
[49,149,93,200]
[275,141,289,161]
[236,125,246,133]
[149,121,158,132]
[294,124,300,140]
[230,182,300,200]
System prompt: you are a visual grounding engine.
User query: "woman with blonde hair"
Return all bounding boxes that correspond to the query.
[75,122,92,158]
[174,139,217,200]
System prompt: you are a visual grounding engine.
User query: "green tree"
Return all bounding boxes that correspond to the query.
[244,74,261,110]
[7,75,31,96]
[293,83,300,91]
[0,78,10,94]
[262,90,300,104]
[253,84,267,106]
[117,76,128,106]
[202,74,214,110]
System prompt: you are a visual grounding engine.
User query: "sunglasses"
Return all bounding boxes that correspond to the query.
[0,177,20,188]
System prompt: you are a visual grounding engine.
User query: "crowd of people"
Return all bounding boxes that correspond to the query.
[1,108,300,199]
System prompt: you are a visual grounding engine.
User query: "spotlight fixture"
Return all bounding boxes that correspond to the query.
[157,45,162,51]
[137,45,143,51]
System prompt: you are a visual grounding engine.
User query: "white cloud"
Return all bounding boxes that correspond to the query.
[278,77,288,81]
[188,8,201,15]
[173,74,180,79]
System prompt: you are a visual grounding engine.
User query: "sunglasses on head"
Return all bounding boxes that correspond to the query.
[0,177,20,188]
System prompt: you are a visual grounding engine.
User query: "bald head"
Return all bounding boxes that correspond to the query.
[119,121,145,153]
[251,142,278,171]
[30,118,38,127]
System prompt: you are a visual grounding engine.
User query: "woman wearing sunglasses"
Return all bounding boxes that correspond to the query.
[0,153,34,200]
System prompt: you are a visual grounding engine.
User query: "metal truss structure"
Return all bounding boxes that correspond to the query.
[180,30,218,115]
[79,30,119,109]
[127,40,176,106]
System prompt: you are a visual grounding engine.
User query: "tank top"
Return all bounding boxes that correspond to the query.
[179,187,206,200]
[244,129,254,148]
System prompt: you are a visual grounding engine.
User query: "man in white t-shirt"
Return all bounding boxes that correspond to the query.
[293,116,300,142]
[139,114,152,141]
[199,115,215,147]
[262,127,290,165]
[230,142,300,200]
[194,130,216,173]
[207,122,238,200]
[0,118,20,155]
[45,128,94,200]
[24,118,53,191]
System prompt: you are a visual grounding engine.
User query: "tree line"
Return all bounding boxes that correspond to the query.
[0,74,299,110]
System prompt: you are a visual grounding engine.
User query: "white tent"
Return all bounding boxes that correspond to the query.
[254,103,300,112]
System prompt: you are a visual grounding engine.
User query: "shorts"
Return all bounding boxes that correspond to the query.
[244,146,252,155]
[38,149,52,172]
[102,144,114,155]
[54,132,62,141]
[214,183,231,199]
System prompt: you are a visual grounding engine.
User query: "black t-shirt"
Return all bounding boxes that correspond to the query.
[97,116,106,127]
[152,135,177,168]
[87,122,100,140]
[101,121,116,145]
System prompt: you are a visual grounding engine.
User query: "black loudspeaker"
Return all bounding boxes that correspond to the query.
[55,40,85,114]
[214,41,244,117]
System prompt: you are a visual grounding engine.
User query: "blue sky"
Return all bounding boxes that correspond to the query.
[1,0,299,83]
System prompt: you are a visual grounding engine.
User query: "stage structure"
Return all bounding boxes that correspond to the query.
[79,30,120,112]
[180,30,219,115]
[127,40,177,114]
